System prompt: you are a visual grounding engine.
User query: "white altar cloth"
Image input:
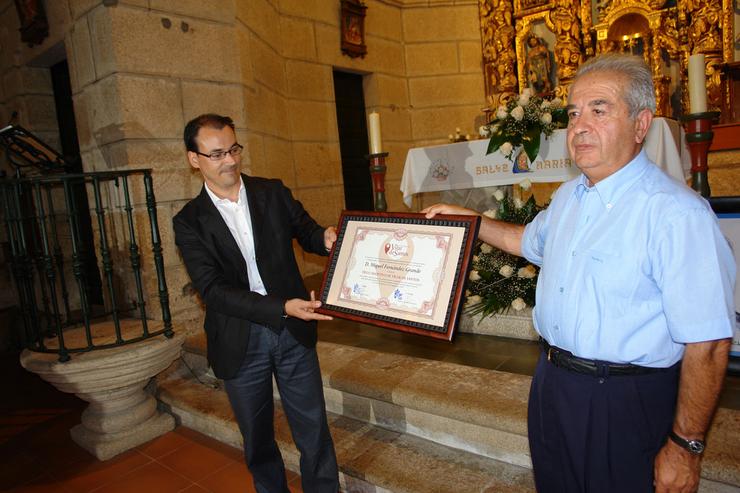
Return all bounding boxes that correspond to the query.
[401,117,690,207]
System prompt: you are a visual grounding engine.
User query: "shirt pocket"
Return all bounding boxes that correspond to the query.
[583,247,637,306]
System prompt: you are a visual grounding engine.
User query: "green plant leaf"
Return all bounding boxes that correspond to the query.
[486,132,506,155]
[522,127,541,162]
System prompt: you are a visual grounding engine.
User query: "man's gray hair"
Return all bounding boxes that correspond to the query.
[574,53,656,118]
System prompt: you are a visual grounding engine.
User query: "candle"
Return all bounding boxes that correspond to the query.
[367,111,382,154]
[688,54,707,114]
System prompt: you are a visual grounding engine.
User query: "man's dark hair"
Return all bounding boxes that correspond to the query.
[183,114,235,153]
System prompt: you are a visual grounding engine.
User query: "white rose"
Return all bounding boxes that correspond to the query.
[480,243,493,254]
[511,105,525,121]
[540,112,552,125]
[479,125,491,137]
[511,297,526,311]
[540,100,551,109]
[465,294,482,306]
[472,255,479,264]
[493,189,505,201]
[496,106,508,120]
[500,142,513,156]
[550,97,562,107]
[499,265,514,278]
[521,88,534,99]
[518,94,530,106]
[469,270,481,282]
[519,178,532,191]
[465,289,471,296]
[517,265,537,278]
[482,208,497,219]
[514,197,524,209]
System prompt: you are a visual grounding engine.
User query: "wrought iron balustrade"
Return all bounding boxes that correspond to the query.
[0,169,173,362]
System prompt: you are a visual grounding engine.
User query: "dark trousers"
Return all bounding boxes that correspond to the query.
[527,352,680,493]
[223,324,339,493]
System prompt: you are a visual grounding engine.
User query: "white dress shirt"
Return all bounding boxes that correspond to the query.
[204,179,267,295]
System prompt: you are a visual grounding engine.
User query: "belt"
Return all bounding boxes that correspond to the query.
[540,338,669,377]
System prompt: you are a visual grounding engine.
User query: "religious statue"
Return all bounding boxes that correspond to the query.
[526,36,553,95]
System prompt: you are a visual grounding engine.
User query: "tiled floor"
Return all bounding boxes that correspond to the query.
[0,351,303,493]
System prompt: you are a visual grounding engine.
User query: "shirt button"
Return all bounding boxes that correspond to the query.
[554,325,559,331]
[571,251,576,256]
[559,287,564,293]
[606,203,613,209]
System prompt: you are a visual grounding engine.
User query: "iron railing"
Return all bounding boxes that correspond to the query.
[0,169,173,361]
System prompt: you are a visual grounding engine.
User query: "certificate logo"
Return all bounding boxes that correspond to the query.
[384,239,409,259]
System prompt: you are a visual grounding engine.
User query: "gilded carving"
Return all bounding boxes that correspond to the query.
[480,0,518,106]
[479,0,734,117]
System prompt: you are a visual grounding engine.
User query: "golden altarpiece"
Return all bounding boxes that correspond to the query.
[479,0,735,119]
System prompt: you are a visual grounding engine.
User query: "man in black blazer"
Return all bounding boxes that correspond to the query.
[173,114,339,493]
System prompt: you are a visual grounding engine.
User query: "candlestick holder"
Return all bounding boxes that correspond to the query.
[680,111,719,198]
[367,152,388,212]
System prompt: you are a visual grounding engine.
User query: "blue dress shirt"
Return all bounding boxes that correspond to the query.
[522,150,735,367]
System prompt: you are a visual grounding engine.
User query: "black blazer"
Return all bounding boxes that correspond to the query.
[173,174,328,379]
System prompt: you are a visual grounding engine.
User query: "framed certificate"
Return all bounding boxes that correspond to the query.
[317,211,481,340]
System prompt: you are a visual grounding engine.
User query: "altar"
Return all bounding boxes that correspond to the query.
[401,117,690,209]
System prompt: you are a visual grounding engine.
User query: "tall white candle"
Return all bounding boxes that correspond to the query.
[367,111,383,154]
[688,54,707,114]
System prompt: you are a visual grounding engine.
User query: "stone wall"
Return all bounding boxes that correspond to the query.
[0,0,487,323]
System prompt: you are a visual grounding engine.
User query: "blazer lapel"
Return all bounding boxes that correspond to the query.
[195,186,247,275]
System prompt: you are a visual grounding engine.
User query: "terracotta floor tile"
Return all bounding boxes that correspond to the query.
[51,449,152,492]
[136,430,191,459]
[6,472,74,493]
[179,485,211,492]
[157,440,234,482]
[173,427,243,460]
[92,461,192,493]
[197,460,256,493]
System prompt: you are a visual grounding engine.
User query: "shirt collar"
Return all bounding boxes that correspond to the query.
[204,177,246,207]
[573,149,649,209]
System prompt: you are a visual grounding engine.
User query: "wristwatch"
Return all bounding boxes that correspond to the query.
[668,430,705,455]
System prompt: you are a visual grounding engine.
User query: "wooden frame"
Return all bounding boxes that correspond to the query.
[317,211,480,341]
[708,196,740,375]
[340,0,367,58]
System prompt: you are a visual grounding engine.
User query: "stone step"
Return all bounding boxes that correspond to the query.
[156,361,536,493]
[169,333,740,492]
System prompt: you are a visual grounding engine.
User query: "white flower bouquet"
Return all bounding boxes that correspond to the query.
[482,88,567,162]
[465,187,545,317]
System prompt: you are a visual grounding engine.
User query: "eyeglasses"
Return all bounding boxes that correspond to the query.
[194,144,243,161]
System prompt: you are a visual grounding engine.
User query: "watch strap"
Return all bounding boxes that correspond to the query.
[668,430,705,455]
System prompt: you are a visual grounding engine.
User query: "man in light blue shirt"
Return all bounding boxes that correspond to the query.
[424,54,734,492]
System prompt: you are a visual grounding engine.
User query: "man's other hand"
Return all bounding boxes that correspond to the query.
[284,290,333,321]
[654,440,701,493]
[421,203,479,219]
[324,226,337,252]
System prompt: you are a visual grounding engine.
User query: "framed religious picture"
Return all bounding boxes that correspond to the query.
[317,211,480,341]
[340,0,367,58]
[14,0,49,47]
[709,196,740,375]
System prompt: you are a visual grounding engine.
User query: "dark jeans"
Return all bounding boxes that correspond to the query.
[528,352,680,493]
[223,324,339,493]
